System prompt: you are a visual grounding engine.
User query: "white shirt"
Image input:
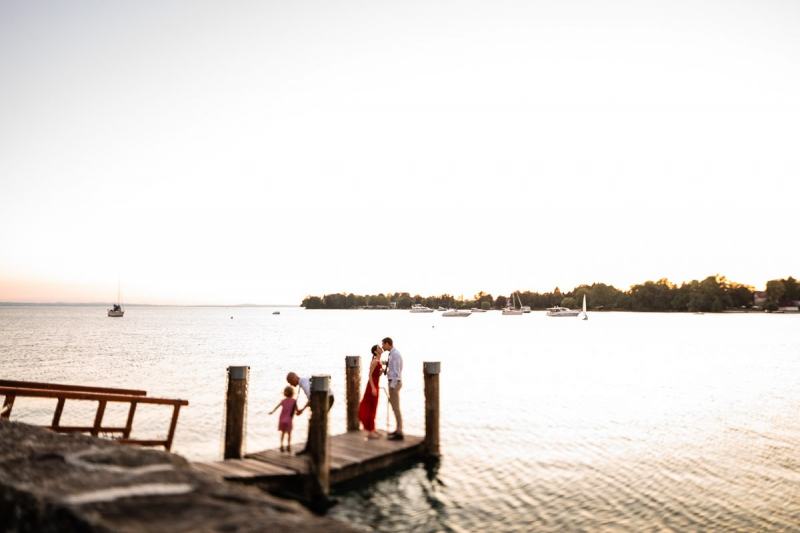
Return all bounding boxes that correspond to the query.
[298,376,311,401]
[387,347,403,386]
[298,376,333,401]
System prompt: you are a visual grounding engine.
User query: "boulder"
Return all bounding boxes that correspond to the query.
[0,421,355,532]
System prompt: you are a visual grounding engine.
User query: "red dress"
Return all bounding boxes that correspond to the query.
[358,360,382,432]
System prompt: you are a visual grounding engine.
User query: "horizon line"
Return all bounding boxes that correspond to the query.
[0,302,298,308]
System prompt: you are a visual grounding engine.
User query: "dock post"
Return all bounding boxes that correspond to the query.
[423,362,441,457]
[345,356,361,432]
[224,366,249,460]
[307,374,331,510]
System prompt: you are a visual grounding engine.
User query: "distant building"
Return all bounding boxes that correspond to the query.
[753,291,768,308]
[779,299,800,312]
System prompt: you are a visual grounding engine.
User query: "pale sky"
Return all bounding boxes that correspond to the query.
[1,1,798,305]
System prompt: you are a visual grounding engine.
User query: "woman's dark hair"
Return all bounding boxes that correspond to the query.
[371,344,380,357]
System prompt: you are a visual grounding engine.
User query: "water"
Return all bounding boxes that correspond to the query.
[2,306,799,531]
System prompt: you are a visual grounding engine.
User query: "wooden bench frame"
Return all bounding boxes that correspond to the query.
[0,381,188,451]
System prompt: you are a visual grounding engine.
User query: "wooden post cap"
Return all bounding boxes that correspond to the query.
[345,356,360,367]
[423,362,441,375]
[311,375,330,392]
[228,366,249,380]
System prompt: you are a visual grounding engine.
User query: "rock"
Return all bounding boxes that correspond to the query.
[0,421,356,532]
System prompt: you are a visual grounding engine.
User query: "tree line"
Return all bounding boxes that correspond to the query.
[301,275,799,313]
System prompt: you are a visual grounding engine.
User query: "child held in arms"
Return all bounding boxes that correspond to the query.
[269,386,304,452]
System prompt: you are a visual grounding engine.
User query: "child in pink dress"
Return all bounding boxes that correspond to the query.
[269,386,303,452]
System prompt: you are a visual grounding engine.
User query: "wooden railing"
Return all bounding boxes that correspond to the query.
[0,380,188,451]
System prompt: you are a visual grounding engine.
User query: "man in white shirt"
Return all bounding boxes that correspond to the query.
[382,337,403,440]
[286,372,334,454]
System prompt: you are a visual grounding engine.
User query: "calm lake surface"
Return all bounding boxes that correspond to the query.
[2,306,799,531]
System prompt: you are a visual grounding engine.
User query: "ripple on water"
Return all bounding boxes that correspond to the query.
[3,308,800,532]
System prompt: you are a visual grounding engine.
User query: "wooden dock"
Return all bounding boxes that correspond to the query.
[192,358,441,508]
[193,430,424,486]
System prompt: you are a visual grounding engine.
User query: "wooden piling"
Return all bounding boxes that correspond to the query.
[345,356,361,432]
[224,366,249,460]
[307,374,331,507]
[423,362,441,457]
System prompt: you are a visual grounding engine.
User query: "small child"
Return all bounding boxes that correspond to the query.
[269,386,303,452]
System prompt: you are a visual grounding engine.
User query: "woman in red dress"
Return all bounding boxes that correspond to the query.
[358,344,383,439]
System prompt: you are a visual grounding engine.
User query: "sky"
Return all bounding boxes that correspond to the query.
[1,0,798,305]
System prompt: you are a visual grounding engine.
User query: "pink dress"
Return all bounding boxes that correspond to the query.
[278,398,297,432]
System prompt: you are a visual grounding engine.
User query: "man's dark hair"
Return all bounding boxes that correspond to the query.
[382,337,393,347]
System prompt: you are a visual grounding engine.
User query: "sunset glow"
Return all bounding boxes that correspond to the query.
[1,1,798,304]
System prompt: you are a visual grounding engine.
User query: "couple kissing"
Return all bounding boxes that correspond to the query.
[358,337,404,440]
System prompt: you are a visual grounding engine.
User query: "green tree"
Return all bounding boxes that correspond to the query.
[561,296,577,309]
[766,279,786,308]
[783,277,799,302]
[301,296,324,309]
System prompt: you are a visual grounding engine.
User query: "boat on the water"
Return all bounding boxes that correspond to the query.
[470,308,488,313]
[502,293,524,315]
[442,309,472,317]
[546,305,580,317]
[107,282,124,317]
[580,295,588,320]
[272,311,280,315]
[410,304,434,313]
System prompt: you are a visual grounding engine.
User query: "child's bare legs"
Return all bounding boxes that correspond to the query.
[280,430,287,452]
[286,430,292,452]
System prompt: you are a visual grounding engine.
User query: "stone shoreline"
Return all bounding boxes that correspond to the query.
[0,421,356,532]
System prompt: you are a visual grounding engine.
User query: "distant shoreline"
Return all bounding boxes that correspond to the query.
[0,302,299,308]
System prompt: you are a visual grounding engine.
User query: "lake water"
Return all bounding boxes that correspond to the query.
[2,306,799,531]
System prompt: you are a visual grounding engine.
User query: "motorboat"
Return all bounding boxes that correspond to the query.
[470,308,488,313]
[272,311,281,315]
[436,306,447,311]
[442,309,472,317]
[546,306,581,317]
[410,304,434,313]
[521,306,531,313]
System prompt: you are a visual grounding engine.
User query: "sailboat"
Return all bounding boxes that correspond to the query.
[502,293,524,315]
[580,294,588,320]
[107,281,124,317]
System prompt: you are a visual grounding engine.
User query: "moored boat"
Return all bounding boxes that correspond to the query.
[502,292,524,315]
[107,281,124,317]
[546,306,580,317]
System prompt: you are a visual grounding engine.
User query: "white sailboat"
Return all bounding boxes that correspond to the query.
[502,293,524,315]
[107,281,124,318]
[580,294,588,320]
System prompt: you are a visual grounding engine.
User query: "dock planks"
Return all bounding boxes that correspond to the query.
[193,431,424,486]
